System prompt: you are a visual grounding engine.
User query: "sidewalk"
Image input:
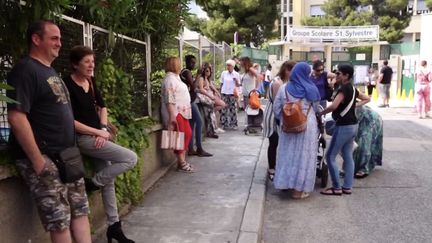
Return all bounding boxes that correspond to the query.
[96,113,265,243]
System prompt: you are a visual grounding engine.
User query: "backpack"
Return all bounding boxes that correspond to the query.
[282,89,312,133]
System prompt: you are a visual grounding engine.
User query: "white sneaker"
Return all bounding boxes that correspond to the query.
[215,128,225,133]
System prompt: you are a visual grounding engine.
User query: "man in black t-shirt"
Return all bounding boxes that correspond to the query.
[180,55,213,156]
[7,20,91,242]
[378,60,393,107]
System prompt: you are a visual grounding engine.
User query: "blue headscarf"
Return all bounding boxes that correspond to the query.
[287,62,321,102]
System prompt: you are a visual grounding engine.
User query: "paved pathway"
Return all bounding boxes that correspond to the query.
[96,113,264,243]
[263,107,432,243]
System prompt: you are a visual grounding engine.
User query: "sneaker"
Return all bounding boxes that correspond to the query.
[215,128,225,133]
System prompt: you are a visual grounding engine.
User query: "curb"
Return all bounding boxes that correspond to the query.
[238,138,268,243]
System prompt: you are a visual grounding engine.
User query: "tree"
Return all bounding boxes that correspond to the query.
[302,0,411,43]
[191,0,279,46]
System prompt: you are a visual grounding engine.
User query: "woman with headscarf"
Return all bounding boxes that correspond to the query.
[272,62,321,199]
[263,61,296,181]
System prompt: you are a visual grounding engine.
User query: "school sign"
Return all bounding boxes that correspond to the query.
[288,26,379,42]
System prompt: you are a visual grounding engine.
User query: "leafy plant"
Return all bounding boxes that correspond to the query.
[0,83,18,104]
[95,58,155,205]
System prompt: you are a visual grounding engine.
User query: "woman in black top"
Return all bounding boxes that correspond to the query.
[319,64,370,196]
[64,46,136,243]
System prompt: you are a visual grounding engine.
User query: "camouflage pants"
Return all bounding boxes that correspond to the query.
[16,156,89,232]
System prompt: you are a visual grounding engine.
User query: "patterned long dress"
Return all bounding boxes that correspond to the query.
[353,106,383,174]
[220,94,238,129]
[273,84,319,192]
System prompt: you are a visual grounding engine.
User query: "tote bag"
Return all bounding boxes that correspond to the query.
[161,130,185,150]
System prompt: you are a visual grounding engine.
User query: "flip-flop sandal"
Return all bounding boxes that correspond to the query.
[342,188,352,195]
[320,188,342,196]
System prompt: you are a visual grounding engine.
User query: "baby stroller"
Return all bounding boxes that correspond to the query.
[244,91,263,135]
[316,109,329,188]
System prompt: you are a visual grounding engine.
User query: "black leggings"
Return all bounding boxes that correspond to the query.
[267,132,279,170]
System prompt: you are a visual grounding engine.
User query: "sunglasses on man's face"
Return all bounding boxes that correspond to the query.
[335,71,342,76]
[315,69,324,72]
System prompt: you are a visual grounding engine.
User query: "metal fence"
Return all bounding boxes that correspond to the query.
[0,14,151,147]
[180,28,232,83]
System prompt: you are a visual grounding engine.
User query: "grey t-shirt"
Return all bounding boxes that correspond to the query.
[241,73,256,95]
[7,57,75,158]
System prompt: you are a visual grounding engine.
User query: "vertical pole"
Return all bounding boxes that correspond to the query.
[213,43,216,79]
[146,34,152,117]
[199,35,203,67]
[179,37,184,66]
[222,42,226,62]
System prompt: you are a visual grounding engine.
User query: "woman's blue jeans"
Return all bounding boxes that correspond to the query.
[326,124,358,189]
[189,102,203,150]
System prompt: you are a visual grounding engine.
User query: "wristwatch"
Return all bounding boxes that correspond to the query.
[101,124,108,131]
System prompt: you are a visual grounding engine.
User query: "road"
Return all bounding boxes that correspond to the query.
[263,107,432,243]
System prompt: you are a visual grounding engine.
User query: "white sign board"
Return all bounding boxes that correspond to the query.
[354,65,369,85]
[288,26,379,41]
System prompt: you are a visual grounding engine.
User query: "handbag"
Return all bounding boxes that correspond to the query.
[88,77,118,141]
[233,87,239,98]
[249,91,261,109]
[197,92,215,107]
[161,130,185,150]
[49,146,85,183]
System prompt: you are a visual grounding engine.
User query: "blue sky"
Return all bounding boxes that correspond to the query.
[188,0,208,19]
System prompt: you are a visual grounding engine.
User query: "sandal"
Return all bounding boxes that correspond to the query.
[177,161,195,173]
[292,192,310,199]
[320,188,342,196]
[342,188,352,195]
[355,171,368,179]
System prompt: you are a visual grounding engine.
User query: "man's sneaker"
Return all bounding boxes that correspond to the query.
[196,149,213,157]
[208,134,219,139]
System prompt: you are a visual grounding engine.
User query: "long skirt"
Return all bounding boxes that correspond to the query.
[274,110,318,192]
[202,105,217,136]
[220,94,238,129]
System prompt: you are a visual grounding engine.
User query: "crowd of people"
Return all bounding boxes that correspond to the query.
[263,59,387,199]
[4,18,405,243]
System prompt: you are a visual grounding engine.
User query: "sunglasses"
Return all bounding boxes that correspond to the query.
[335,71,342,75]
[315,69,324,72]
